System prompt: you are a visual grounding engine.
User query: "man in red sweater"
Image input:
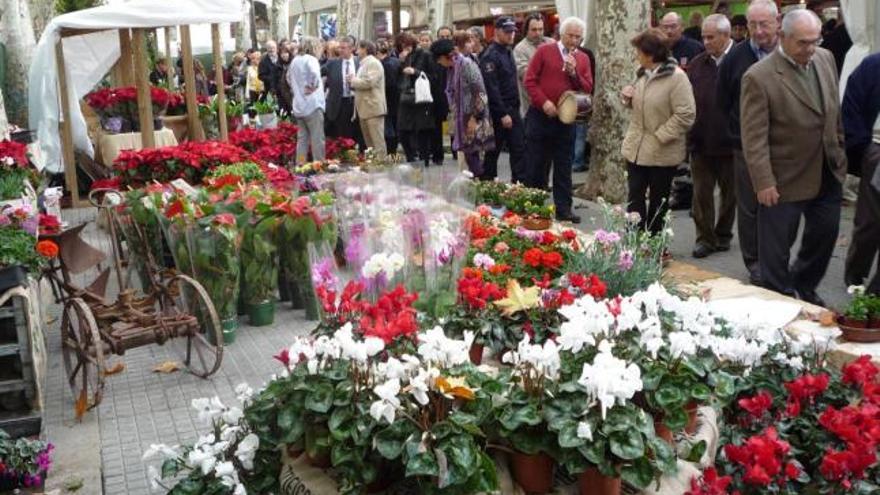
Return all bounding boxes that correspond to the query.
[523,17,593,224]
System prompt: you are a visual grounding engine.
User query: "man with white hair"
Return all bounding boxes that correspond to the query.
[288,37,327,164]
[523,16,593,224]
[660,11,704,68]
[687,14,736,259]
[740,9,847,305]
[717,0,781,286]
[258,40,283,99]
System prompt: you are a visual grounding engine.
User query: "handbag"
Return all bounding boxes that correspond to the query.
[414,72,433,104]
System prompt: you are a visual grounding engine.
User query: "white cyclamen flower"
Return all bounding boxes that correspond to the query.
[417,327,473,367]
[557,296,615,353]
[142,443,179,461]
[147,465,162,491]
[370,378,401,424]
[187,447,217,475]
[222,406,244,425]
[578,340,643,419]
[191,397,225,425]
[668,332,698,359]
[235,433,260,470]
[234,383,254,403]
[577,421,593,441]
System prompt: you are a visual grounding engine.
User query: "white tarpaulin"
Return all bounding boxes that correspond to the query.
[27,0,243,173]
[839,0,880,101]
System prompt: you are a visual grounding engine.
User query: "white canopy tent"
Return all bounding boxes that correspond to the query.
[839,0,880,101]
[27,0,242,201]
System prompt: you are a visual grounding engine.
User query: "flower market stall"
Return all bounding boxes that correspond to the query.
[27,0,241,207]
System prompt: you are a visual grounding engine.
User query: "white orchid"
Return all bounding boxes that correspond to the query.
[362,252,405,279]
[578,340,643,419]
[370,378,401,424]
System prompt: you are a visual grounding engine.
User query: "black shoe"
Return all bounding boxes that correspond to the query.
[796,289,826,308]
[716,240,731,252]
[572,164,587,172]
[692,244,714,259]
[556,212,581,224]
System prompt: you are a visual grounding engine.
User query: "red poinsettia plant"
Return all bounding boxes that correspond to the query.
[85,85,178,120]
[691,355,880,494]
[113,140,252,187]
[0,140,30,169]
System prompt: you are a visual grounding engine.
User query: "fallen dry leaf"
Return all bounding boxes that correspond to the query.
[493,279,540,317]
[152,361,182,373]
[74,389,88,421]
[102,362,125,376]
[818,311,837,327]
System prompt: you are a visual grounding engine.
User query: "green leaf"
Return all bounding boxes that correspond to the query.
[685,440,707,463]
[406,451,439,477]
[662,406,688,431]
[329,407,353,440]
[373,427,405,460]
[654,385,686,409]
[620,457,654,489]
[609,431,645,461]
[161,458,181,478]
[713,371,737,399]
[690,383,712,402]
[580,438,606,465]
[305,381,334,413]
[498,403,541,431]
[557,421,587,449]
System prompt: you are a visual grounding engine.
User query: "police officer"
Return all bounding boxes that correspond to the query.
[479,16,525,182]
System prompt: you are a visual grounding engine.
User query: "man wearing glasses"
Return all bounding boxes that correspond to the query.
[716,0,781,287]
[739,9,846,306]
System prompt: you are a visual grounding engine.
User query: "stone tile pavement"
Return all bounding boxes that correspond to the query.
[39,159,859,494]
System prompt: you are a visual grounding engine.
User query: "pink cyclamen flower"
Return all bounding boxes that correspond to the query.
[473,253,496,269]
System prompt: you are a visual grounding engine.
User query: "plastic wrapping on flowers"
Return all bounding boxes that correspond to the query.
[165,214,242,325]
[241,216,279,306]
[119,189,167,291]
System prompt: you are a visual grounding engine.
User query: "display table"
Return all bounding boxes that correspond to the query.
[96,128,178,166]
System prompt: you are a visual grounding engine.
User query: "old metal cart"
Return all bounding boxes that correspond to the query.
[42,189,223,412]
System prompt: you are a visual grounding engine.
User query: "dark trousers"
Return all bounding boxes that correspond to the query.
[757,166,842,297]
[327,97,364,148]
[734,149,760,282]
[845,143,880,294]
[523,108,576,214]
[482,112,525,182]
[691,152,736,249]
[385,109,399,154]
[400,129,432,166]
[626,162,677,235]
[430,115,446,164]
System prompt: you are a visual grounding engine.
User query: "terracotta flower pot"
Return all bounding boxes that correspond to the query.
[685,401,700,435]
[837,315,880,343]
[579,466,621,495]
[841,316,869,329]
[469,343,484,365]
[654,421,674,445]
[510,451,555,494]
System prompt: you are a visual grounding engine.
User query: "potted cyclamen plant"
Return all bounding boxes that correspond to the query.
[474,180,508,217]
[837,285,880,342]
[0,429,53,492]
[492,336,562,494]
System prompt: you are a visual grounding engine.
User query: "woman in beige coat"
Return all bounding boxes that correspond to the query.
[620,28,696,236]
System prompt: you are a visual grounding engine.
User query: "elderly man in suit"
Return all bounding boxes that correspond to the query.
[322,36,363,146]
[348,40,388,158]
[740,9,847,306]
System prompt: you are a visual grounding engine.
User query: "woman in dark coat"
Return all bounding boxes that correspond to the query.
[395,32,436,166]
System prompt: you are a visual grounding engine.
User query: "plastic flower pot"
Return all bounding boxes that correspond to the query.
[685,401,700,435]
[654,421,674,445]
[101,116,123,133]
[0,265,28,293]
[248,300,276,327]
[510,450,554,494]
[469,342,484,365]
[578,466,621,495]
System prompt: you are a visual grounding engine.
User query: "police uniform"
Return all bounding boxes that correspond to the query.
[480,39,526,182]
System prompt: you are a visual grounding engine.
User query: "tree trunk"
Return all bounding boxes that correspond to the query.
[0,88,9,139]
[1,0,37,127]
[28,0,53,38]
[576,0,650,204]
[235,0,252,51]
[270,0,289,41]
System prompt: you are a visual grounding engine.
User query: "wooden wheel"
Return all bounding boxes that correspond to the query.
[61,298,106,411]
[162,274,223,378]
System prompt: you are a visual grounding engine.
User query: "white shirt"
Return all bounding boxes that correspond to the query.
[711,40,735,65]
[341,57,355,97]
[288,54,325,117]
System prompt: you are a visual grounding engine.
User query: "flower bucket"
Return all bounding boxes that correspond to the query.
[469,342,484,365]
[510,451,554,494]
[241,217,279,312]
[578,466,621,495]
[249,300,276,327]
[837,315,880,343]
[288,279,305,310]
[489,204,507,218]
[300,278,320,321]
[278,270,291,302]
[220,317,238,345]
[259,114,278,129]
